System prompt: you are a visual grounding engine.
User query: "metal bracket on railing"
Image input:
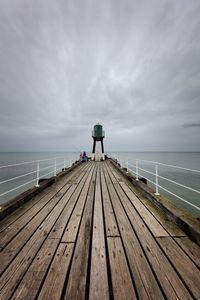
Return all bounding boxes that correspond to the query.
[36,160,40,187]
[136,159,139,181]
[54,158,57,176]
[64,157,66,170]
[155,162,159,195]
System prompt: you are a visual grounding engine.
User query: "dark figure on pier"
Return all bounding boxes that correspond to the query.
[81,151,88,162]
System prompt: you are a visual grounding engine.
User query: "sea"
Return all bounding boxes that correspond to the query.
[0,152,199,218]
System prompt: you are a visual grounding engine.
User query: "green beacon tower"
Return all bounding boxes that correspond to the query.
[92,123,105,160]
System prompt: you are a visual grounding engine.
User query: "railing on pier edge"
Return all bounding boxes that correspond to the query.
[111,155,200,214]
[0,154,80,207]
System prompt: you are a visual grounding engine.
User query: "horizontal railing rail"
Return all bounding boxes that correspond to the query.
[0,160,38,169]
[0,170,38,185]
[112,154,200,212]
[0,155,80,202]
[128,158,200,173]
[0,155,79,169]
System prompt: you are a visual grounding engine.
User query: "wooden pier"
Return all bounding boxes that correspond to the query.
[0,160,200,299]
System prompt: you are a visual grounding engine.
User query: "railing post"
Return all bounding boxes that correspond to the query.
[136,159,139,181]
[126,158,129,173]
[120,158,122,168]
[54,158,57,176]
[64,157,66,170]
[36,160,40,187]
[70,158,72,167]
[155,162,159,195]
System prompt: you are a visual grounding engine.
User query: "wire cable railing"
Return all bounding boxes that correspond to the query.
[112,155,200,212]
[0,155,80,202]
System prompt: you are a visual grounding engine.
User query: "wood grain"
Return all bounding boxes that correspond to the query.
[107,237,136,299]
[89,164,109,300]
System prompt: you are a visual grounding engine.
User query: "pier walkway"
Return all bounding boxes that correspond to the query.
[0,160,200,299]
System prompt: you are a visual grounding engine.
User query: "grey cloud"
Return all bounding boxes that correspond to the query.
[0,0,200,152]
[183,123,200,128]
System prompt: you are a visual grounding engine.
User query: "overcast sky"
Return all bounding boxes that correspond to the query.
[0,0,200,152]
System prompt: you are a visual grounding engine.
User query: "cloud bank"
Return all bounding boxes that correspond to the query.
[0,0,200,151]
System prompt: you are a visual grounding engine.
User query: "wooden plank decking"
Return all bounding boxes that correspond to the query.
[0,160,200,299]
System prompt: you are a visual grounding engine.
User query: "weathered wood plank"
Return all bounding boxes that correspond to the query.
[89,164,109,300]
[0,193,72,299]
[1,160,199,300]
[48,164,94,240]
[64,165,97,299]
[137,195,186,237]
[0,165,92,299]
[109,164,169,237]
[8,164,94,299]
[107,162,193,299]
[107,237,136,300]
[0,184,70,274]
[100,165,119,237]
[0,164,90,274]
[61,164,95,242]
[38,243,74,300]
[0,187,52,233]
[0,184,71,251]
[110,161,186,237]
[157,236,200,299]
[174,236,200,268]
[103,163,164,299]
[0,164,89,250]
[120,183,168,237]
[11,238,58,299]
[0,163,86,234]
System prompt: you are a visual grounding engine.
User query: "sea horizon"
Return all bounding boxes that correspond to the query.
[0,151,200,218]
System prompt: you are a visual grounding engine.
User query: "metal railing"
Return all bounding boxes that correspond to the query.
[112,155,200,212]
[0,155,79,202]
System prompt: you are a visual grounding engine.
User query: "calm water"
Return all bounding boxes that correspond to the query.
[0,152,200,218]
[0,152,79,206]
[110,152,200,218]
